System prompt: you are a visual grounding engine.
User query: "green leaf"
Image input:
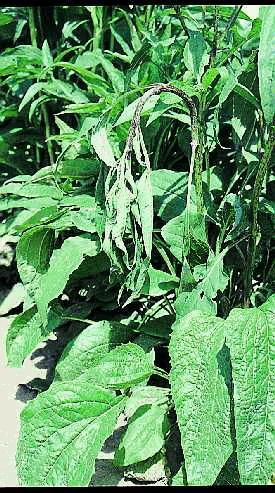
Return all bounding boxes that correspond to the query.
[90,128,116,167]
[16,227,55,300]
[0,182,63,199]
[17,381,126,486]
[55,320,131,381]
[0,196,58,211]
[169,310,233,485]
[151,169,188,221]
[59,194,95,208]
[15,207,65,233]
[114,403,170,466]
[54,61,110,97]
[225,295,275,485]
[161,208,208,265]
[57,159,100,179]
[42,39,53,67]
[175,289,216,319]
[137,169,153,258]
[114,95,160,127]
[193,250,229,300]
[36,235,100,325]
[183,31,209,82]
[138,315,173,340]
[141,265,179,297]
[19,82,45,112]
[85,342,154,389]
[92,48,124,93]
[6,304,62,367]
[124,386,169,419]
[171,466,187,486]
[258,6,275,124]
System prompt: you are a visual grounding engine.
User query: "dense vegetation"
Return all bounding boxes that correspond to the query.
[0,5,274,486]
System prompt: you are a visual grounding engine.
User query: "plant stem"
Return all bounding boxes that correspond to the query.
[124,83,202,212]
[244,124,275,306]
[28,7,54,166]
[210,5,219,67]
[28,8,37,48]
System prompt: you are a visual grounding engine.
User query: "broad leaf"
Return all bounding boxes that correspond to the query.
[161,208,208,265]
[193,250,229,300]
[0,182,63,199]
[183,31,209,82]
[55,320,131,381]
[90,128,116,167]
[169,310,233,485]
[175,289,216,318]
[141,265,179,297]
[6,304,62,367]
[16,227,55,299]
[151,169,188,221]
[124,386,169,419]
[36,235,100,325]
[226,295,275,485]
[84,342,154,389]
[17,381,126,486]
[114,402,170,466]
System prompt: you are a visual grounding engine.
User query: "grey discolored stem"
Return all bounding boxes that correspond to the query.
[123,83,202,212]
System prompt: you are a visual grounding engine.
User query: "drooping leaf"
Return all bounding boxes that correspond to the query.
[169,310,233,485]
[114,403,170,466]
[17,381,126,486]
[225,295,275,485]
[54,320,131,381]
[36,235,100,325]
[258,6,275,125]
[137,168,153,258]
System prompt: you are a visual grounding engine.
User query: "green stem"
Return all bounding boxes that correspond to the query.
[244,125,275,306]
[28,7,54,167]
[42,104,54,165]
[28,8,37,48]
